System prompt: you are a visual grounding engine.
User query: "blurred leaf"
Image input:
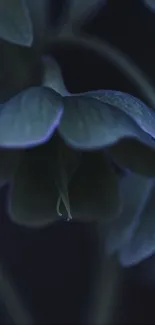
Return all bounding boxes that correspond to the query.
[0,0,33,46]
[0,87,63,148]
[9,142,61,227]
[42,56,69,96]
[119,181,155,266]
[0,149,22,187]
[105,173,153,255]
[61,151,120,222]
[59,94,149,150]
[108,138,155,177]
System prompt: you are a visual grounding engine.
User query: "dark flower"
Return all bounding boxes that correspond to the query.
[1,0,155,267]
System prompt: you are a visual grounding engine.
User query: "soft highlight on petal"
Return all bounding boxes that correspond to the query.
[81,90,155,140]
[59,95,150,150]
[0,87,63,148]
[0,0,33,46]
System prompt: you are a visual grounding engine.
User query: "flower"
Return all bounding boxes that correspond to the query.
[2,0,155,267]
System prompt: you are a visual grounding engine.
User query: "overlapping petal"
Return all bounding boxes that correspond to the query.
[63,151,120,222]
[0,0,33,46]
[0,87,63,148]
[105,173,154,255]
[118,181,155,266]
[59,94,150,150]
[107,138,155,177]
[8,142,61,227]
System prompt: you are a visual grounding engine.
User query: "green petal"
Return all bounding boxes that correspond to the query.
[8,142,61,227]
[107,138,155,177]
[61,151,120,222]
[0,0,33,46]
[0,149,22,187]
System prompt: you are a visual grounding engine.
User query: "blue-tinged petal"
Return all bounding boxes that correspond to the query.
[80,90,155,140]
[59,95,150,150]
[0,0,33,46]
[0,149,22,187]
[0,87,63,148]
[8,142,62,228]
[42,56,69,96]
[119,181,155,266]
[143,0,155,12]
[105,173,153,255]
[107,138,155,177]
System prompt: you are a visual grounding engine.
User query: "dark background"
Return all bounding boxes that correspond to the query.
[1,0,155,323]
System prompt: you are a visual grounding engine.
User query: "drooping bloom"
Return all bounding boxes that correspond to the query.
[1,0,155,267]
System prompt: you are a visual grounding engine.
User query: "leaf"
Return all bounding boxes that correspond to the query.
[119,181,155,266]
[0,87,63,148]
[81,90,155,141]
[8,142,62,227]
[107,138,155,177]
[42,56,69,96]
[105,173,153,255]
[59,151,120,222]
[143,0,155,12]
[0,149,22,187]
[59,94,150,150]
[0,0,33,46]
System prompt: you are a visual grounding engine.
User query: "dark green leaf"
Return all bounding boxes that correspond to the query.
[0,0,33,46]
[0,87,63,148]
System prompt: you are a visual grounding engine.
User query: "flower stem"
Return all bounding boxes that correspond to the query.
[45,31,155,109]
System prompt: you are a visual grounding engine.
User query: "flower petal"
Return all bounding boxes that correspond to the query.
[0,149,22,187]
[60,151,120,222]
[105,173,153,255]
[143,0,155,12]
[42,56,69,96]
[107,138,155,177]
[8,142,61,227]
[81,90,155,140]
[119,181,155,266]
[0,0,33,46]
[0,87,63,148]
[59,95,149,150]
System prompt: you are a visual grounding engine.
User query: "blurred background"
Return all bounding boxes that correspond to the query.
[1,0,155,323]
